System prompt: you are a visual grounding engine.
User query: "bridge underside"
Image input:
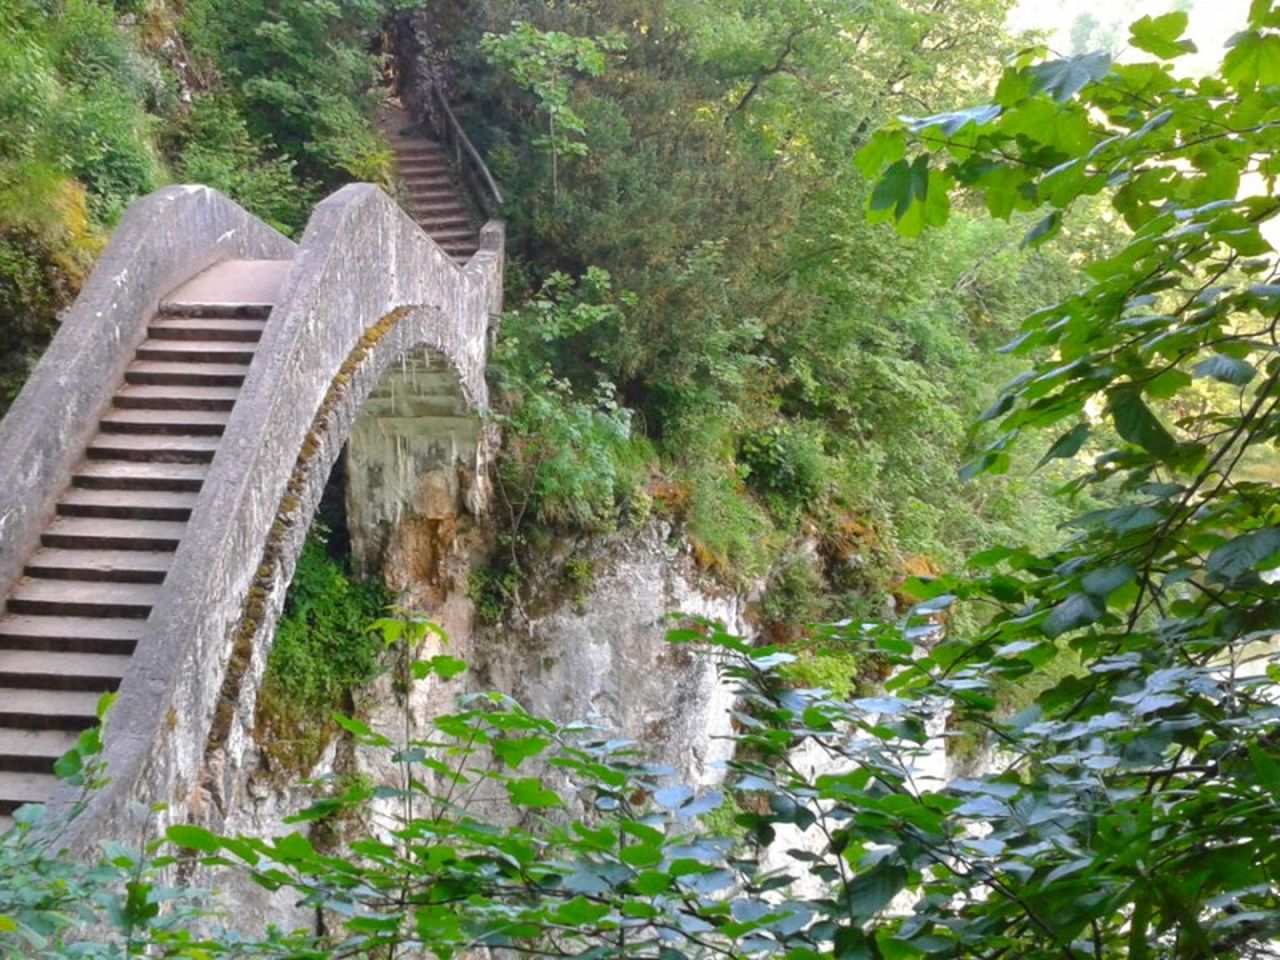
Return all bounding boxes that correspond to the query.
[347,346,482,585]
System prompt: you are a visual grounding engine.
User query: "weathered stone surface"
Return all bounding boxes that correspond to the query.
[472,522,746,790]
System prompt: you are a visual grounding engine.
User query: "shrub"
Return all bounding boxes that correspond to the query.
[172,97,313,234]
[255,528,389,773]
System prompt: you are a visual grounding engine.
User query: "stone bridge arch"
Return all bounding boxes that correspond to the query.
[12,183,507,846]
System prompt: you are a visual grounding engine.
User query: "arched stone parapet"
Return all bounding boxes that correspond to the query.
[0,187,295,600]
[57,185,503,849]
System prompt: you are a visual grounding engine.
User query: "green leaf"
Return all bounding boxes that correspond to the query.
[167,825,222,853]
[903,104,1000,137]
[1224,30,1280,90]
[411,655,469,680]
[123,880,159,926]
[554,896,611,925]
[1029,52,1112,101]
[1108,388,1176,456]
[493,736,551,768]
[1038,423,1090,466]
[1129,12,1195,58]
[854,128,906,179]
[506,777,562,808]
[273,832,315,861]
[633,871,672,895]
[620,842,663,868]
[844,860,908,921]
[1044,593,1105,638]
[1082,564,1136,598]
[1206,528,1280,584]
[1193,354,1255,385]
[869,155,927,221]
[1022,210,1062,249]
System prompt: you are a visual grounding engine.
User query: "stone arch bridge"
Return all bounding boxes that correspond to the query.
[0,182,503,840]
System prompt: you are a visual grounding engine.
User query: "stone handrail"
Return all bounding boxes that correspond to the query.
[0,187,295,600]
[58,185,504,849]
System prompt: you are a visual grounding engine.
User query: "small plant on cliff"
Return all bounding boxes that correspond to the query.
[491,269,650,537]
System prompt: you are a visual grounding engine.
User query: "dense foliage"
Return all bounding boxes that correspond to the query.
[256,528,391,773]
[0,0,394,411]
[452,0,1083,653]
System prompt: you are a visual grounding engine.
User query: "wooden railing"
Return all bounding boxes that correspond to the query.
[429,84,504,218]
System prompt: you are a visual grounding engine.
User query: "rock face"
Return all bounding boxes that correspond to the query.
[472,521,747,789]
[195,518,751,934]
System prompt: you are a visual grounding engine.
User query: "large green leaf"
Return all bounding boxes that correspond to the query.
[1223,30,1280,90]
[1108,388,1176,456]
[1029,52,1112,102]
[1206,528,1280,584]
[843,861,908,921]
[1193,354,1255,385]
[1129,12,1195,58]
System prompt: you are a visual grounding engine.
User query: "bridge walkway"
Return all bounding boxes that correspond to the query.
[0,260,291,823]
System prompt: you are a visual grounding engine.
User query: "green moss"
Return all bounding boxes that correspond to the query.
[256,527,390,774]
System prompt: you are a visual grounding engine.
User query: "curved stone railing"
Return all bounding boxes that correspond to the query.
[58,185,503,847]
[0,187,295,601]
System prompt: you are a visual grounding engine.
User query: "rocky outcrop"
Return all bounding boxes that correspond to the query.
[470,522,748,790]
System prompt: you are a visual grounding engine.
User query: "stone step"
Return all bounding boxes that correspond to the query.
[56,489,198,522]
[8,579,160,619]
[0,729,79,773]
[407,187,460,200]
[135,340,256,365]
[417,214,474,229]
[125,361,247,388]
[398,166,451,178]
[148,317,266,342]
[114,384,240,412]
[159,259,290,318]
[411,196,469,210]
[425,228,478,243]
[41,517,187,552]
[403,178,454,191]
[0,649,130,692]
[72,461,206,493]
[414,210,472,225]
[0,689,100,730]
[158,303,273,319]
[0,614,142,654]
[100,408,229,436]
[402,168,453,180]
[410,192,468,207]
[0,771,62,815]
[395,145,447,158]
[24,548,172,584]
[86,433,220,464]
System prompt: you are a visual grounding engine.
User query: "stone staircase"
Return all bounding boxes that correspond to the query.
[385,110,480,262]
[0,259,290,826]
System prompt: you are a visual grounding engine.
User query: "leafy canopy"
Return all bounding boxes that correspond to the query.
[852,1,1280,955]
